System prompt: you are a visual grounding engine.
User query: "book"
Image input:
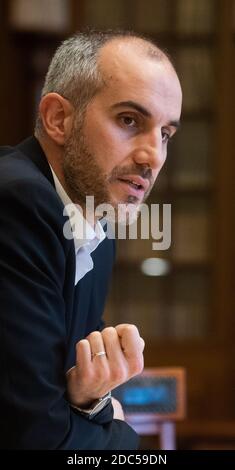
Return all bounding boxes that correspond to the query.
[176,47,214,112]
[84,0,127,28]
[9,0,70,33]
[175,0,215,34]
[172,198,209,262]
[171,121,212,190]
[133,0,170,33]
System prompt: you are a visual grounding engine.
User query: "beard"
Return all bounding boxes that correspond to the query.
[63,116,110,209]
[63,115,154,224]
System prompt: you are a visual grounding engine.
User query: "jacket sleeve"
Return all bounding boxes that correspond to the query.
[0,178,139,450]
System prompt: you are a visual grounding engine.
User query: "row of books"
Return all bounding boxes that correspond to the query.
[9,0,220,35]
[84,0,216,34]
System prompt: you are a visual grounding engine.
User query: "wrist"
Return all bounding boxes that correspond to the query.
[70,391,112,420]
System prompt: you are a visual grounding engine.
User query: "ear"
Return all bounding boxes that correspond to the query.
[39,93,74,145]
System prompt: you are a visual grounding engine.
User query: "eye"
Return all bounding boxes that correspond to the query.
[120,115,138,128]
[161,129,171,143]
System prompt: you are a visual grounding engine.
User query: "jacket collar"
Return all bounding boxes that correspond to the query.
[17,136,55,187]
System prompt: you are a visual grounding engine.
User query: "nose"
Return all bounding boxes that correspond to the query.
[133,129,165,171]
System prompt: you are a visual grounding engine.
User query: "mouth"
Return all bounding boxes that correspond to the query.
[117,175,150,193]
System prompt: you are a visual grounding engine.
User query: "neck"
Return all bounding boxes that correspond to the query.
[36,134,69,192]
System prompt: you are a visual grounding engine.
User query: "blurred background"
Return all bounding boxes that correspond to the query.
[0,0,234,449]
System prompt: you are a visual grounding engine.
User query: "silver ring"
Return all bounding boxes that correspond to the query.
[92,351,106,358]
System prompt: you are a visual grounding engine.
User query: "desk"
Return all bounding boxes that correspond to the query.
[127,416,176,450]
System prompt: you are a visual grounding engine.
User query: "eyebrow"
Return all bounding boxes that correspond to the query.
[111,100,181,129]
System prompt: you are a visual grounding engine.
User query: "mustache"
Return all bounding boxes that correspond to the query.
[109,164,153,185]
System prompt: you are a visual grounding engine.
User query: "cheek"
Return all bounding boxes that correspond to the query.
[85,122,129,172]
[153,150,167,180]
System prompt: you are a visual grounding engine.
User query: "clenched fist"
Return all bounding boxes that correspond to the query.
[66,324,145,408]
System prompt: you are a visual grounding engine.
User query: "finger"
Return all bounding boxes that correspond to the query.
[115,324,142,357]
[75,339,92,372]
[86,330,107,361]
[86,331,110,395]
[102,326,124,360]
[115,324,144,375]
[140,337,145,353]
[101,327,127,382]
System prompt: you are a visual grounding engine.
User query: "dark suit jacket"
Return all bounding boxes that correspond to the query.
[0,136,138,450]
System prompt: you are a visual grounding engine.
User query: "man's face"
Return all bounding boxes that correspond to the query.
[63,41,182,213]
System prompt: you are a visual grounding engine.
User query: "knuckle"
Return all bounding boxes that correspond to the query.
[126,324,139,335]
[102,326,117,339]
[76,339,88,353]
[87,331,102,341]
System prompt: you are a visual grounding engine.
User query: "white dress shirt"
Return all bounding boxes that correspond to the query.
[49,165,106,285]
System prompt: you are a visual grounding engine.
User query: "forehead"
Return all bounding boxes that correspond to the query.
[96,40,182,117]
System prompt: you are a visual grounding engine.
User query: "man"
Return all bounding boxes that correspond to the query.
[0,30,182,449]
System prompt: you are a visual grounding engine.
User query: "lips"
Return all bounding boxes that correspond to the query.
[117,175,150,193]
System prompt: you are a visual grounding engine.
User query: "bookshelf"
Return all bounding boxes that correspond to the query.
[80,0,235,446]
[2,0,234,448]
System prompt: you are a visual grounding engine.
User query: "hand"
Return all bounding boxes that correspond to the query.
[111,397,125,421]
[66,324,145,408]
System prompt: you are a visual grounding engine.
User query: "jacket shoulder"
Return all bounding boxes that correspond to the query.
[0,145,51,188]
[0,145,14,156]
